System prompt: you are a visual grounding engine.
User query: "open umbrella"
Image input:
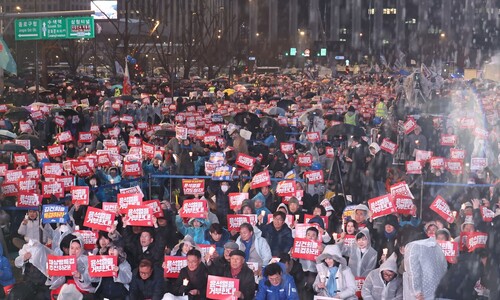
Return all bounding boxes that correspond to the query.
[59,108,79,116]
[27,86,48,93]
[119,95,136,101]
[0,130,16,140]
[266,107,286,116]
[0,143,28,153]
[111,84,123,90]
[154,129,176,138]
[234,111,260,133]
[17,134,43,149]
[277,99,296,110]
[222,88,236,96]
[324,123,366,137]
[5,107,30,121]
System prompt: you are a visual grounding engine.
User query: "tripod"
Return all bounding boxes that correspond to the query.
[325,145,347,207]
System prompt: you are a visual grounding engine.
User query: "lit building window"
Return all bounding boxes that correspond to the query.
[368,8,375,15]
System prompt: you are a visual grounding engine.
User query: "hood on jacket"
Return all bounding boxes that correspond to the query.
[369,142,381,154]
[355,227,371,248]
[204,227,230,244]
[188,218,207,226]
[379,253,398,273]
[436,228,451,240]
[277,203,289,214]
[316,244,347,266]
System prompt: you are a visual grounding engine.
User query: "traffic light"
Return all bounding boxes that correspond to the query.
[290,48,297,56]
[320,48,327,56]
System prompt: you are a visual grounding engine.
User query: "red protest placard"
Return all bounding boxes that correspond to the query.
[54,116,66,127]
[137,122,148,130]
[13,153,29,166]
[440,134,457,146]
[480,206,495,222]
[5,170,23,183]
[72,162,93,177]
[179,199,207,219]
[228,193,248,210]
[90,125,100,134]
[48,144,64,157]
[41,182,64,198]
[430,195,455,223]
[459,117,475,129]
[355,277,366,299]
[144,200,164,218]
[389,181,414,199]
[97,153,112,167]
[128,136,142,147]
[74,230,98,250]
[17,178,37,193]
[88,255,117,278]
[43,163,64,176]
[471,158,487,171]
[164,256,187,278]
[235,153,255,171]
[325,147,335,158]
[297,154,313,167]
[182,179,205,195]
[123,161,142,176]
[344,235,356,247]
[405,161,422,174]
[450,148,466,160]
[71,186,89,205]
[291,238,321,261]
[474,127,488,139]
[15,139,31,150]
[83,206,115,232]
[394,196,414,215]
[306,132,320,143]
[445,159,463,175]
[303,170,324,184]
[34,150,48,161]
[403,118,417,134]
[54,175,74,191]
[276,180,296,197]
[126,205,154,227]
[415,150,433,162]
[17,193,40,207]
[47,255,77,277]
[117,193,143,213]
[430,157,445,170]
[206,275,239,300]
[58,131,73,143]
[142,142,155,159]
[78,132,93,144]
[380,138,398,155]
[368,194,396,219]
[24,168,41,181]
[102,202,118,212]
[121,115,134,124]
[250,170,271,189]
[438,241,458,264]
[1,182,18,197]
[227,214,257,232]
[280,142,295,154]
[0,164,8,176]
[466,232,488,252]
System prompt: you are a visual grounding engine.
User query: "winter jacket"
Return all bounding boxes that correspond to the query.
[0,244,14,287]
[49,255,98,293]
[172,263,209,299]
[236,226,272,268]
[129,266,164,300]
[255,263,299,300]
[97,260,132,298]
[222,264,256,300]
[18,216,45,243]
[203,228,230,256]
[361,254,403,300]
[403,237,447,300]
[258,222,294,257]
[176,215,211,245]
[341,228,378,277]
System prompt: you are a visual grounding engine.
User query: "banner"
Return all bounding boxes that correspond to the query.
[123,161,142,176]
[291,238,321,261]
[74,230,98,250]
[405,161,422,174]
[71,186,89,205]
[235,153,255,171]
[368,194,396,219]
[41,182,64,198]
[88,255,117,277]
[144,200,164,218]
[228,193,248,210]
[280,142,295,154]
[117,193,143,213]
[250,170,271,189]
[303,170,324,184]
[126,205,154,227]
[276,180,296,197]
[17,193,40,207]
[394,196,414,215]
[389,181,414,199]
[179,199,207,219]
[227,214,257,232]
[47,255,76,277]
[297,154,313,167]
[42,205,69,224]
[438,241,458,264]
[163,256,187,278]
[212,165,233,181]
[430,195,455,223]
[182,179,205,195]
[206,275,239,300]
[83,206,115,232]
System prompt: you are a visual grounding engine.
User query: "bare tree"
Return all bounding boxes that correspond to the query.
[56,39,94,75]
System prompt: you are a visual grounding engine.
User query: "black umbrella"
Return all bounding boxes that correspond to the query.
[17,134,43,149]
[234,112,260,133]
[277,99,296,110]
[0,143,28,153]
[4,78,25,88]
[0,130,17,140]
[183,101,204,110]
[154,129,176,137]
[50,107,65,115]
[59,108,79,116]
[5,107,30,121]
[119,95,136,101]
[324,124,366,137]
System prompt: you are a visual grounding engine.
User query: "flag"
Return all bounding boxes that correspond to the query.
[380,55,388,68]
[0,37,17,75]
[123,59,131,95]
[115,61,124,75]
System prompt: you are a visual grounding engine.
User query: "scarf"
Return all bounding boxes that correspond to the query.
[242,238,253,262]
[384,230,397,240]
[230,265,243,278]
[327,266,339,297]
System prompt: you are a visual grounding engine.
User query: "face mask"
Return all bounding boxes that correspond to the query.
[221,185,229,193]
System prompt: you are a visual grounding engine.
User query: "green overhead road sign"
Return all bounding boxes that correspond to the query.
[15,16,95,41]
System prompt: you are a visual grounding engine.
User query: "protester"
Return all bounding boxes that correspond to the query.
[255,262,300,300]
[129,259,164,300]
[222,250,256,300]
[172,249,208,299]
[258,211,294,257]
[361,254,403,300]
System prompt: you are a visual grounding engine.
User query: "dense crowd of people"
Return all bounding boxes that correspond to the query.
[0,69,498,300]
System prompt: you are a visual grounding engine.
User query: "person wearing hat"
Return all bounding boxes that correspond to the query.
[361,254,403,300]
[344,105,359,126]
[222,250,256,300]
[258,211,294,257]
[313,245,357,299]
[206,241,239,276]
[228,126,249,156]
[377,214,400,262]
[287,196,305,224]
